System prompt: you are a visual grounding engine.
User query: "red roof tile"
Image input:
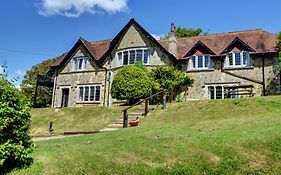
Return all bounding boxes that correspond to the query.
[159,29,277,60]
[51,29,277,67]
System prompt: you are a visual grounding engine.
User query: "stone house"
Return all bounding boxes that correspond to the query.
[50,18,280,108]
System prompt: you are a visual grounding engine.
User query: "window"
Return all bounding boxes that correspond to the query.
[208,86,224,99]
[225,51,250,68]
[117,48,150,66]
[78,85,101,102]
[72,57,88,71]
[123,51,128,65]
[188,55,211,70]
[129,50,135,64]
[208,86,241,99]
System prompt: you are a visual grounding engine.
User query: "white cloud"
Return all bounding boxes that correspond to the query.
[151,33,165,40]
[38,0,129,17]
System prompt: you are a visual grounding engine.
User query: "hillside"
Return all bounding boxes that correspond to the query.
[30,106,123,135]
[12,96,281,174]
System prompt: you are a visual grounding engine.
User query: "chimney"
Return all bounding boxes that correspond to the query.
[168,23,177,56]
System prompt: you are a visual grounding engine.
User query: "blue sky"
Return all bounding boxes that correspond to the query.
[0,0,280,86]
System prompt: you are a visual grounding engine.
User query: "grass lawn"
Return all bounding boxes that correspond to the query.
[30,106,123,135]
[11,96,281,174]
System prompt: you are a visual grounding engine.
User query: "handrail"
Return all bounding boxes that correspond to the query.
[122,91,165,112]
[122,90,166,128]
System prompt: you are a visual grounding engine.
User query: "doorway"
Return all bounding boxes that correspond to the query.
[61,88,69,107]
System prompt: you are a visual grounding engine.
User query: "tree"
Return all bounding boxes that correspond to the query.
[111,65,152,104]
[277,32,281,69]
[161,26,207,39]
[0,73,33,173]
[150,66,192,96]
[176,26,206,38]
[21,58,55,107]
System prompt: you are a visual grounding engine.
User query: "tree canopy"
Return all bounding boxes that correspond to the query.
[111,64,152,104]
[150,66,192,95]
[0,75,33,173]
[176,27,206,38]
[21,58,55,107]
[161,26,207,39]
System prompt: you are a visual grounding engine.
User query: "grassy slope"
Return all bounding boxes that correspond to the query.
[12,96,281,174]
[30,106,123,134]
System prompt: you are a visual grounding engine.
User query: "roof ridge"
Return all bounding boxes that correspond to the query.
[90,39,112,44]
[158,29,264,42]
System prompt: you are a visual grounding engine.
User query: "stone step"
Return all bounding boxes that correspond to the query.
[128,112,143,116]
[107,123,123,128]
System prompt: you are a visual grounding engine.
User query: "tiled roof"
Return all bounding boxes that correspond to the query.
[51,29,277,67]
[159,29,277,59]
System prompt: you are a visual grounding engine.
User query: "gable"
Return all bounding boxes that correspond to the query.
[60,46,100,74]
[221,37,255,54]
[184,41,216,57]
[116,24,148,50]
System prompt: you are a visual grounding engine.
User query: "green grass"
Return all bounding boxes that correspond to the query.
[30,106,123,134]
[11,96,281,174]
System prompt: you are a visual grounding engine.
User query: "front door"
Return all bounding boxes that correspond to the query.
[61,88,69,107]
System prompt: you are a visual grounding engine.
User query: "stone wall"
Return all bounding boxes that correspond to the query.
[53,47,107,107]
[182,54,280,100]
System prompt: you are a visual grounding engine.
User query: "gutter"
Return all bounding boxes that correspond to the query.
[262,54,266,96]
[51,70,58,108]
[107,53,113,106]
[103,68,108,106]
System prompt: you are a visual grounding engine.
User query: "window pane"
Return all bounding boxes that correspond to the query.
[204,55,209,68]
[242,52,247,65]
[118,52,122,65]
[198,56,203,68]
[228,53,233,66]
[144,50,149,64]
[191,56,196,68]
[235,52,241,66]
[95,86,100,101]
[83,58,87,70]
[136,50,143,62]
[79,87,84,101]
[84,87,89,101]
[78,58,83,69]
[90,86,95,101]
[123,51,128,65]
[216,86,223,99]
[208,86,215,99]
[74,59,78,70]
[129,50,135,64]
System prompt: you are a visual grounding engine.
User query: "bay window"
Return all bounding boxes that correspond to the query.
[117,48,151,66]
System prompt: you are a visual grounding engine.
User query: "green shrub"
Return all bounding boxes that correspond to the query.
[111,65,152,104]
[150,66,192,95]
[0,78,33,173]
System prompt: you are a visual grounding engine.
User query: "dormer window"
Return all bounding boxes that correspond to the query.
[117,48,151,66]
[188,55,211,70]
[72,57,88,71]
[225,51,251,68]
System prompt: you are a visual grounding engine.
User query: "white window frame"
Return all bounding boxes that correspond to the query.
[72,56,88,71]
[188,54,211,70]
[208,86,224,99]
[77,85,101,102]
[225,51,251,68]
[116,48,151,66]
